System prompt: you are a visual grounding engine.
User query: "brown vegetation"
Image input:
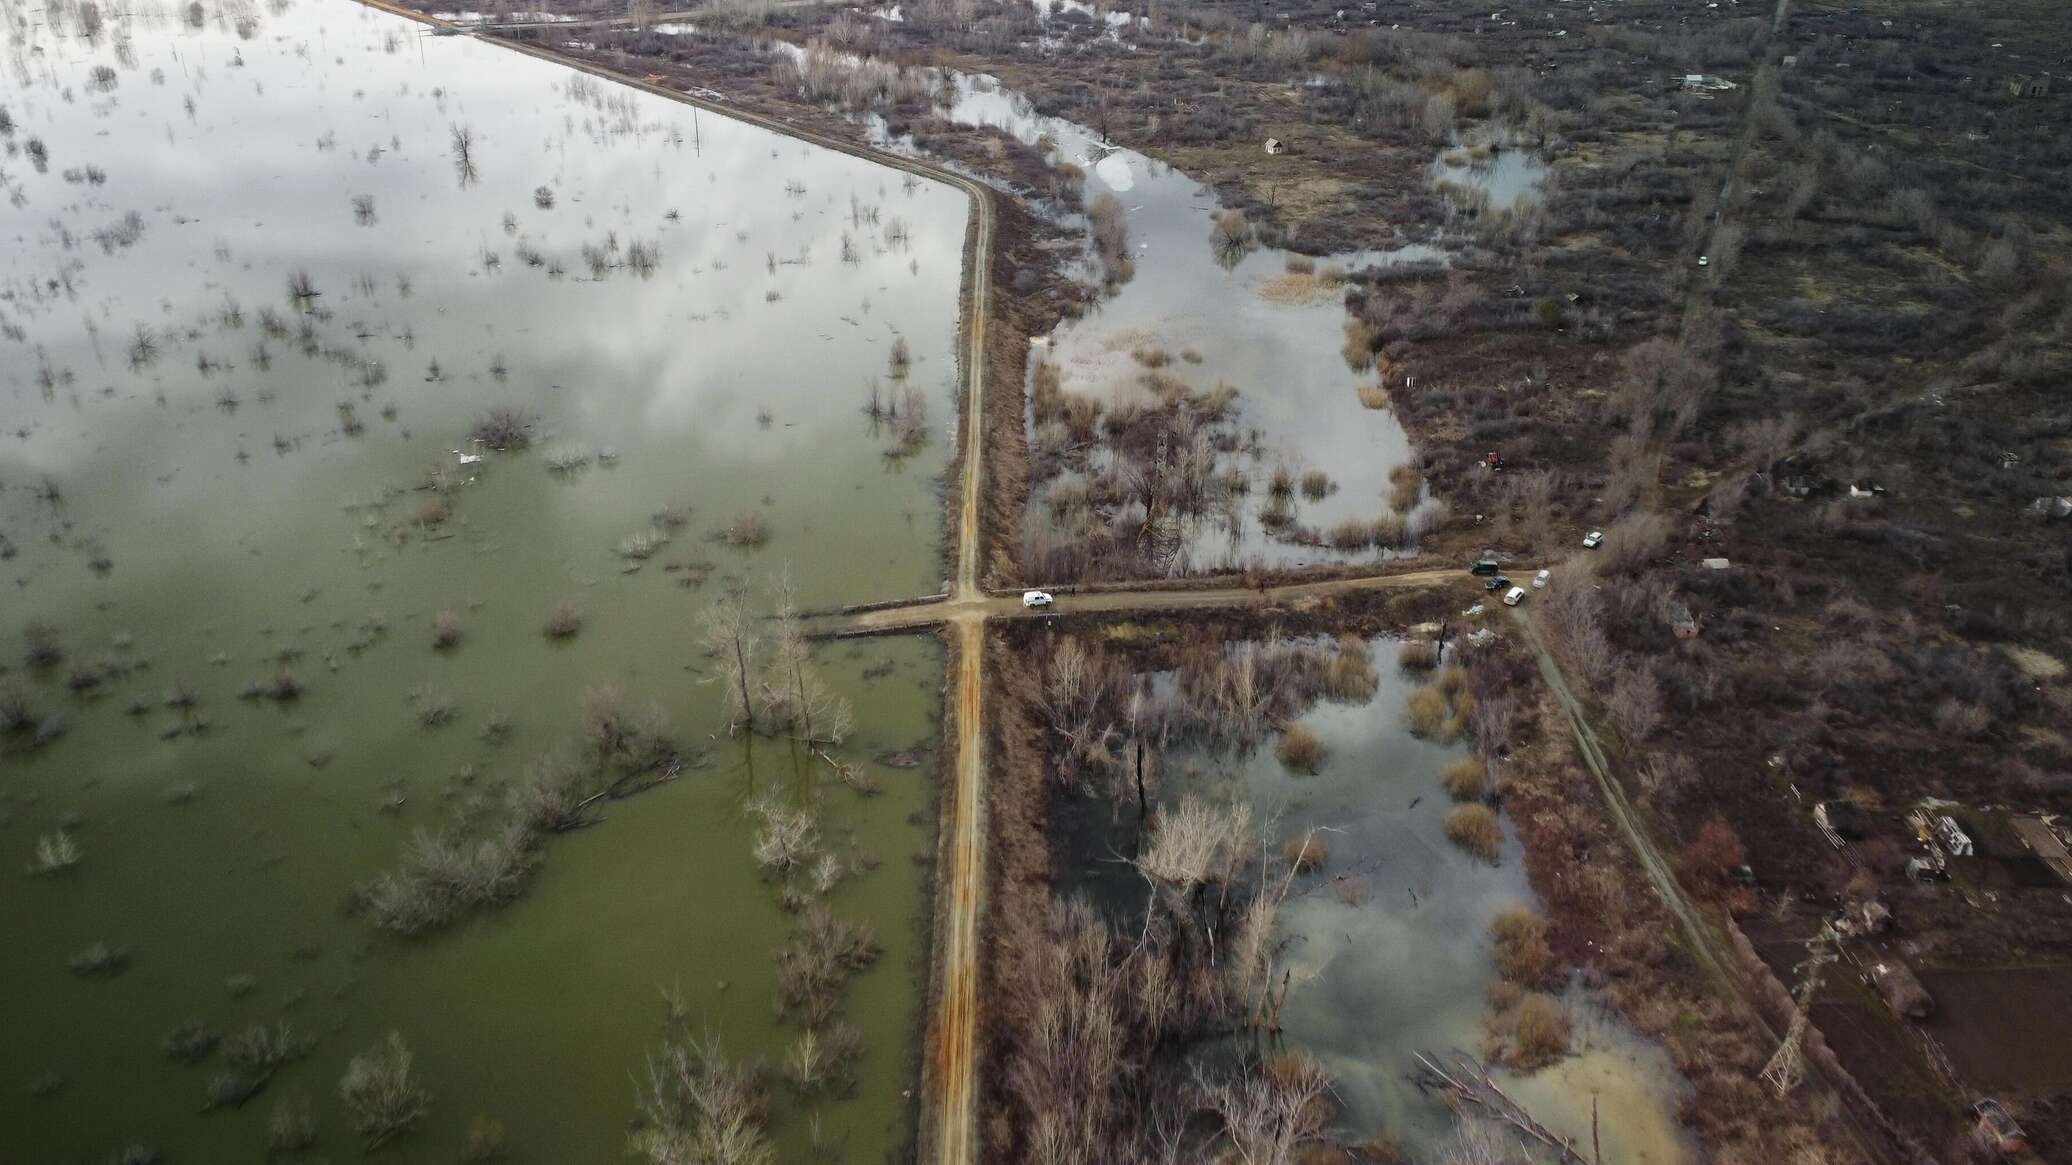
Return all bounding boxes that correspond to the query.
[1445,803,1502,862]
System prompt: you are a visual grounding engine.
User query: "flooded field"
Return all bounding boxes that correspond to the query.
[0,2,966,1160]
[913,76,1446,578]
[1061,636,1691,1161]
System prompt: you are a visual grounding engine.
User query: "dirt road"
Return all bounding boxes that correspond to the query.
[1510,609,1897,1165]
[814,566,1483,637]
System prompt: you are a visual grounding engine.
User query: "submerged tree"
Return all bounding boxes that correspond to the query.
[631,1036,774,1165]
[759,575,853,745]
[699,590,760,735]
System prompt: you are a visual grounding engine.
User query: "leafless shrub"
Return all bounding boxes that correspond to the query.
[1398,639,1441,670]
[1934,698,1989,739]
[431,610,462,650]
[338,1032,430,1148]
[775,906,881,1027]
[722,511,770,547]
[1607,661,1662,741]
[469,407,533,451]
[631,1036,773,1165]
[1298,469,1333,500]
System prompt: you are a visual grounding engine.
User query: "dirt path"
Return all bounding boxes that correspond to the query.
[1509,609,1898,1165]
[815,566,1482,637]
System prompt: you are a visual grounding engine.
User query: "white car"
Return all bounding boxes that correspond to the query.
[1503,586,1527,607]
[1533,569,1550,589]
[1582,530,1604,549]
[1021,590,1054,609]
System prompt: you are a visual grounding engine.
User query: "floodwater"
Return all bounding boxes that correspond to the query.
[1430,143,1550,213]
[917,76,1447,573]
[1066,639,1693,1160]
[0,3,965,1161]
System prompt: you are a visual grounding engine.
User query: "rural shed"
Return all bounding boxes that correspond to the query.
[1871,961,1934,1020]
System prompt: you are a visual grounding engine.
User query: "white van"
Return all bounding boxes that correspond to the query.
[1502,586,1526,607]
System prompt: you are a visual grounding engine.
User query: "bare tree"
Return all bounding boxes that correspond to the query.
[759,574,853,745]
[1198,1052,1335,1165]
[699,590,759,734]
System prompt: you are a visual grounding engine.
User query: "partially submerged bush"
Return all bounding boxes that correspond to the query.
[268,1094,317,1153]
[543,600,582,639]
[775,906,881,1027]
[1398,639,1440,670]
[1445,804,1502,862]
[27,830,82,875]
[68,940,131,977]
[1299,469,1333,500]
[431,609,462,650]
[164,1019,219,1064]
[1440,756,1486,801]
[1323,635,1377,701]
[1280,832,1327,873]
[1490,906,1555,986]
[1500,992,1569,1069]
[338,1032,430,1148]
[1405,685,1450,737]
[632,1037,773,1165]
[410,683,456,727]
[1274,723,1326,774]
[722,511,770,548]
[468,407,532,451]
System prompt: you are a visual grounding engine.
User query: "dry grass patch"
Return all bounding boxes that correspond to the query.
[1490,906,1555,985]
[1445,803,1502,861]
[1280,832,1328,873]
[1440,756,1486,801]
[1356,383,1391,409]
[1398,639,1440,670]
[1275,723,1327,773]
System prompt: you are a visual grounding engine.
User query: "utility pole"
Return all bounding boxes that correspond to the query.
[1760,925,1837,1096]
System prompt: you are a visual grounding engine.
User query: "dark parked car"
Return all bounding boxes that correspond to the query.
[1470,559,1501,576]
[1484,576,1511,592]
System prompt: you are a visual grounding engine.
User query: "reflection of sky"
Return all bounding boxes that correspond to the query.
[0,2,967,613]
[932,74,1434,568]
[1155,643,1686,1156]
[1430,147,1550,212]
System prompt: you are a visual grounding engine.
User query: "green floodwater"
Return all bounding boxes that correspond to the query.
[0,1,964,1161]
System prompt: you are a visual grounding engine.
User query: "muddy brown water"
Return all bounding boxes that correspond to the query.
[0,3,966,1160]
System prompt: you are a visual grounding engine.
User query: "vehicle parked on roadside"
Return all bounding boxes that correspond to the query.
[1021,590,1053,609]
[1503,586,1527,607]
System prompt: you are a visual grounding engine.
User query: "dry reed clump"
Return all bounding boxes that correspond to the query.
[1388,464,1422,512]
[1356,383,1391,409]
[1440,756,1487,801]
[1322,635,1378,701]
[1445,804,1502,862]
[1280,832,1328,872]
[1398,639,1441,670]
[1486,991,1569,1070]
[1088,193,1133,289]
[779,39,936,112]
[1299,469,1334,500]
[1274,723,1327,774]
[1131,346,1170,368]
[1490,906,1556,986]
[1404,666,1475,741]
